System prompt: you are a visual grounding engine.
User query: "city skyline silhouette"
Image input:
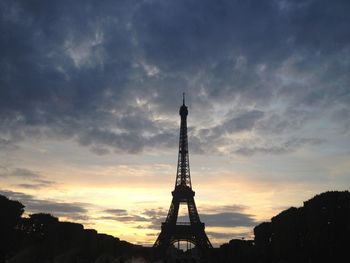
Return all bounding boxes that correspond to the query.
[1,190,349,262]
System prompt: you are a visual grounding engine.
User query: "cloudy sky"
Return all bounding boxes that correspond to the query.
[1,0,349,246]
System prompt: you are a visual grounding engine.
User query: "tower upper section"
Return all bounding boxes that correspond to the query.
[175,93,192,189]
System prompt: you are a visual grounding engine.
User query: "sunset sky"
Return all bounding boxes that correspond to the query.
[1,0,350,246]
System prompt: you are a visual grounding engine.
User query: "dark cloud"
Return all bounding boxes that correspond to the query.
[234,137,325,156]
[0,189,32,201]
[97,209,165,223]
[196,110,265,145]
[0,0,349,155]
[142,208,168,229]
[223,110,265,133]
[90,146,110,156]
[96,207,167,228]
[99,215,148,222]
[0,168,56,189]
[138,205,257,230]
[97,209,148,223]
[198,212,256,227]
[202,204,248,213]
[10,168,40,178]
[0,138,18,151]
[332,108,350,132]
[15,183,52,190]
[103,209,128,215]
[0,189,89,221]
[142,208,168,218]
[206,231,251,240]
[15,178,55,189]
[98,207,152,223]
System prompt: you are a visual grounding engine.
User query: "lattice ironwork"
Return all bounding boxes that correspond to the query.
[154,94,212,251]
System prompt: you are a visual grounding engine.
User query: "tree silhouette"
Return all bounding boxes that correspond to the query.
[0,195,24,261]
[253,191,350,263]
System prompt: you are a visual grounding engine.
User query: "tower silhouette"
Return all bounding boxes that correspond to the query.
[154,93,212,251]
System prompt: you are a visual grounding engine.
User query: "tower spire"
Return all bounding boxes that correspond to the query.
[176,93,191,188]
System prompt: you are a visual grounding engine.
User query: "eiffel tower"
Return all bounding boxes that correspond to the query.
[154,93,212,251]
